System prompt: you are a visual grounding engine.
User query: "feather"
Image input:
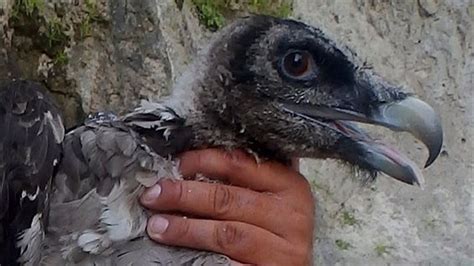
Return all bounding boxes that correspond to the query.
[0,80,63,266]
[46,109,195,263]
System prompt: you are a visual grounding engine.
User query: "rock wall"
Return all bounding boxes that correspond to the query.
[0,0,472,264]
[292,1,473,264]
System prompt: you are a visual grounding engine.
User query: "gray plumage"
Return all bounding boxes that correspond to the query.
[0,15,443,265]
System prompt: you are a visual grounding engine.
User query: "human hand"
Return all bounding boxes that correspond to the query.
[140,149,315,265]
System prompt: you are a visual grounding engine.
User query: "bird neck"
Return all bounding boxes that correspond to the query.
[164,92,245,151]
[160,55,240,149]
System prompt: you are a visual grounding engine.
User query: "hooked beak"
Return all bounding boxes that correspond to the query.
[282,96,443,187]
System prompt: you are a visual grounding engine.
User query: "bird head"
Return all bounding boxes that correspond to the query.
[173,15,443,187]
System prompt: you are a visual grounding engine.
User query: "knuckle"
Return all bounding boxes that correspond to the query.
[187,149,216,172]
[194,150,208,170]
[175,217,192,239]
[214,222,245,251]
[209,185,234,216]
[223,149,249,171]
[172,181,187,204]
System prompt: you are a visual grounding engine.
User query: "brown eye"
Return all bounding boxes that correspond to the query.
[282,50,315,79]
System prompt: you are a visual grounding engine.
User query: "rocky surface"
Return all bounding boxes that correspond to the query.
[0,0,472,264]
[292,1,473,264]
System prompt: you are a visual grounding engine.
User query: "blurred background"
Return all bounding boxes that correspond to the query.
[0,0,471,264]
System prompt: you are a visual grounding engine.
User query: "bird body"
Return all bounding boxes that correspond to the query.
[0,15,443,265]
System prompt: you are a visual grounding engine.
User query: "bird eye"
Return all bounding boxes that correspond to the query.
[281,50,316,80]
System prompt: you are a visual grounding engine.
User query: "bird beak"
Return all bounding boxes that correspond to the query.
[281,96,443,187]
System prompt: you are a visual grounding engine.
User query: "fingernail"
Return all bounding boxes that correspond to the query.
[149,215,169,235]
[142,184,162,203]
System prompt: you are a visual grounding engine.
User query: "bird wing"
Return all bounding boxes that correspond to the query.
[0,80,64,266]
[48,117,178,259]
[53,101,191,203]
[45,102,228,265]
[98,237,229,265]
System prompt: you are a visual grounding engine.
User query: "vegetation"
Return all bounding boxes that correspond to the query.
[192,0,293,31]
[335,239,351,250]
[247,0,292,17]
[11,0,69,68]
[53,50,69,66]
[423,217,440,230]
[341,211,359,226]
[308,178,333,196]
[10,0,108,69]
[79,0,106,39]
[192,0,225,30]
[374,243,394,257]
[11,0,44,17]
[44,18,69,49]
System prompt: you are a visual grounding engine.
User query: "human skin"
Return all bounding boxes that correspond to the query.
[140,149,315,265]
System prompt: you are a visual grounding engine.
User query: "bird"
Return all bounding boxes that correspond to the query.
[0,80,64,266]
[0,15,443,265]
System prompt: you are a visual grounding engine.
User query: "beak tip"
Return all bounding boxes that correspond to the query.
[424,130,443,168]
[424,157,436,168]
[412,168,425,190]
[414,177,425,190]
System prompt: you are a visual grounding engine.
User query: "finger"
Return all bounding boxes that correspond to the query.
[146,214,300,265]
[140,180,313,237]
[178,149,306,192]
[291,158,300,171]
[229,260,251,266]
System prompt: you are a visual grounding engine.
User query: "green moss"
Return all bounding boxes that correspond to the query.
[247,0,293,18]
[308,178,333,196]
[10,0,69,67]
[12,0,44,18]
[85,0,102,21]
[54,50,69,66]
[374,243,394,257]
[423,217,439,230]
[79,19,92,39]
[43,18,69,67]
[10,0,108,69]
[341,211,358,226]
[192,0,293,31]
[45,18,68,49]
[335,239,351,250]
[79,0,107,39]
[192,0,225,31]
